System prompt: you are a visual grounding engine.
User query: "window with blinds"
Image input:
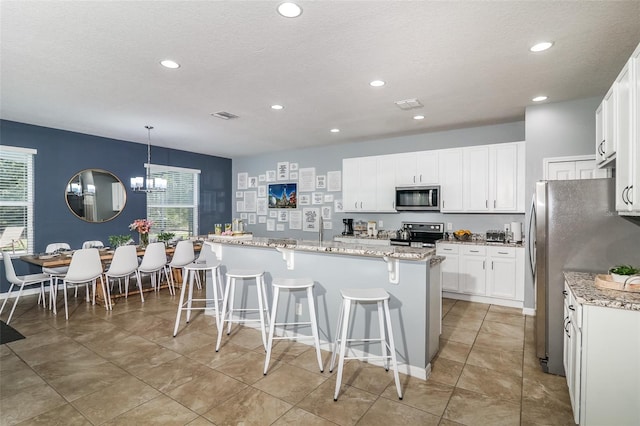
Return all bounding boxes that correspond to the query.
[146,164,200,239]
[0,146,36,255]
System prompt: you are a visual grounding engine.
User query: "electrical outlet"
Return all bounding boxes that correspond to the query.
[295,303,302,316]
[378,220,383,228]
[447,222,453,231]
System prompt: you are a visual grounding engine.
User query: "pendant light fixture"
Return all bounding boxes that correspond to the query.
[130,125,167,192]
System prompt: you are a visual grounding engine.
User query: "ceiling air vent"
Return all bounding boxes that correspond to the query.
[394,98,423,110]
[211,111,239,120]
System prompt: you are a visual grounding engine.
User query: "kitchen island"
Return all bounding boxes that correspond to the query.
[201,236,444,380]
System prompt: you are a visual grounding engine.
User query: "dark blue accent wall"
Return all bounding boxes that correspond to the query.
[1,120,232,291]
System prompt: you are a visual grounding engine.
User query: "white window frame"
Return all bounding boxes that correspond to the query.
[146,163,200,237]
[0,145,36,256]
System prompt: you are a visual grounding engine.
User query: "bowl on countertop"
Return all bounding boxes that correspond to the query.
[453,233,471,241]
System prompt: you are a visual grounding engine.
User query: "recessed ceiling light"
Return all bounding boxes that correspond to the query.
[160,59,180,69]
[413,115,425,120]
[530,42,554,52]
[330,128,340,133]
[370,80,385,87]
[532,96,548,102]
[277,2,302,18]
[271,104,284,110]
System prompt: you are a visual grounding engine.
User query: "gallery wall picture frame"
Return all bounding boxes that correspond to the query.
[268,183,297,209]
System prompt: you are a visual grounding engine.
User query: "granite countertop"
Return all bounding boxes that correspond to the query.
[437,239,525,248]
[207,236,441,262]
[564,271,640,311]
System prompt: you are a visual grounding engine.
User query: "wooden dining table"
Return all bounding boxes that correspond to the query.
[20,244,201,306]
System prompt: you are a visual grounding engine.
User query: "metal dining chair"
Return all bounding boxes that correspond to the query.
[61,248,107,319]
[104,245,143,303]
[138,242,172,295]
[1,254,50,324]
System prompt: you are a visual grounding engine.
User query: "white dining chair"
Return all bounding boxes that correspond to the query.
[61,248,107,319]
[138,242,172,295]
[167,240,195,290]
[82,240,104,249]
[1,254,50,324]
[42,242,71,310]
[104,245,143,303]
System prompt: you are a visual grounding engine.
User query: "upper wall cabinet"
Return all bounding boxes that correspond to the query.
[614,42,640,216]
[595,87,616,167]
[343,156,396,212]
[463,142,525,213]
[343,141,525,214]
[439,148,464,212]
[395,151,439,186]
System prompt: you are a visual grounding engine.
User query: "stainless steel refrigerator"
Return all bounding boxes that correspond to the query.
[531,178,640,376]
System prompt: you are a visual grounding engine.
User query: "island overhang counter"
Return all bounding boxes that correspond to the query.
[201,237,444,380]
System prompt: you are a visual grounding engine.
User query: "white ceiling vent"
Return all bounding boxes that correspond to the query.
[394,98,423,110]
[211,111,239,120]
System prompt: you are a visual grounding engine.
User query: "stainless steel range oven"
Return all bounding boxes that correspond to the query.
[390,222,444,247]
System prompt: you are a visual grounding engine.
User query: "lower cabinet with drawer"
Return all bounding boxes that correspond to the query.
[436,242,524,307]
[563,282,640,425]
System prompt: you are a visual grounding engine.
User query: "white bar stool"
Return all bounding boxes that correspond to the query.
[173,259,224,337]
[329,288,402,401]
[215,269,269,352]
[263,277,323,375]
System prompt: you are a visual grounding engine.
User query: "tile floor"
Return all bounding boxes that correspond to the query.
[0,289,575,425]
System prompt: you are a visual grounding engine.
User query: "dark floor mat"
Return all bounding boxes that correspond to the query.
[0,320,25,345]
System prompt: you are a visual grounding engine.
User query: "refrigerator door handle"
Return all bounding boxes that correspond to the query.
[528,194,537,279]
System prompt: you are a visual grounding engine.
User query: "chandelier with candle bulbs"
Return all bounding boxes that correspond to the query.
[130,125,167,193]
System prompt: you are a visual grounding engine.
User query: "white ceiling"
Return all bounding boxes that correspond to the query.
[1,1,639,158]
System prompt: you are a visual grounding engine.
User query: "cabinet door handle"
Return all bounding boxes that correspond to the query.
[491,261,494,269]
[562,290,568,296]
[498,251,509,255]
[482,260,485,269]
[442,200,445,208]
[485,200,488,208]
[470,250,479,253]
[413,176,416,183]
[419,174,422,182]
[443,248,453,251]
[355,202,358,209]
[629,185,634,204]
[569,305,575,311]
[622,186,630,205]
[360,202,363,208]
[494,200,496,208]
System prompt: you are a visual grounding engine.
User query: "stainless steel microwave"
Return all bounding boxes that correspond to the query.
[395,186,441,211]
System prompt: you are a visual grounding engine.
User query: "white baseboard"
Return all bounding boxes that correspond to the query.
[0,287,43,300]
[443,291,524,309]
[522,307,535,316]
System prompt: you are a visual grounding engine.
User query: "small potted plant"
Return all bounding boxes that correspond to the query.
[156,231,176,247]
[609,265,640,283]
[108,235,132,248]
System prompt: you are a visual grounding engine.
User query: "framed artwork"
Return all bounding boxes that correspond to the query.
[268,183,297,209]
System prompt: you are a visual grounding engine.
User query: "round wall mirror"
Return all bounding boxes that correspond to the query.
[66,169,126,222]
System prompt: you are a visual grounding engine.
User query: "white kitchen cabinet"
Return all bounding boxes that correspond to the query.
[545,156,610,180]
[376,155,397,212]
[436,243,460,292]
[615,43,640,216]
[459,245,486,296]
[564,282,640,425]
[343,156,395,212]
[463,147,490,211]
[596,87,616,167]
[487,247,524,300]
[438,148,464,212]
[462,142,525,213]
[437,242,525,308]
[395,151,439,186]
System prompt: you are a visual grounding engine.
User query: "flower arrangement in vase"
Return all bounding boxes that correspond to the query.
[129,219,153,247]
